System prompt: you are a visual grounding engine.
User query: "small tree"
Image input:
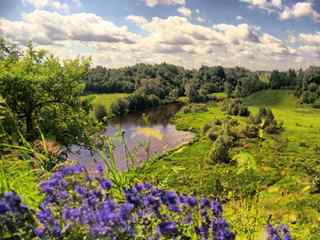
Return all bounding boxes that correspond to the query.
[210,136,230,164]
[95,104,107,122]
[0,40,93,144]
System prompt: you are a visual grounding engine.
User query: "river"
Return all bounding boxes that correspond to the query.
[69,103,194,171]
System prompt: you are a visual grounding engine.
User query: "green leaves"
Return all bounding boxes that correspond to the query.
[0,39,96,146]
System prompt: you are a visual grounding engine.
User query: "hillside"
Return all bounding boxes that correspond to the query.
[138,90,320,239]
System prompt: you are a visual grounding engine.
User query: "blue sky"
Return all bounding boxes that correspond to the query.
[0,0,319,70]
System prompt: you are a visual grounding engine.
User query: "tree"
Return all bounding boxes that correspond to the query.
[185,80,200,102]
[210,136,230,164]
[0,40,93,144]
[270,70,281,89]
[287,69,297,87]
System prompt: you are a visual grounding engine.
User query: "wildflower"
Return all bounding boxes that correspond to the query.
[100,179,112,190]
[211,199,223,217]
[0,201,8,214]
[158,221,178,236]
[187,196,197,207]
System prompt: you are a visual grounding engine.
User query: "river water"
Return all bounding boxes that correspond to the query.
[69,103,194,171]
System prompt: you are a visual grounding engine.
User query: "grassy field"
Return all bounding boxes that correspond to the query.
[84,93,128,117]
[138,90,320,239]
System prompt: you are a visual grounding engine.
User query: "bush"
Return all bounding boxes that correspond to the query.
[243,124,259,138]
[181,103,209,114]
[110,98,129,116]
[250,107,283,134]
[95,104,107,121]
[213,119,223,126]
[210,136,231,164]
[202,123,212,134]
[224,99,250,117]
[207,127,220,141]
[238,106,250,116]
[312,99,320,109]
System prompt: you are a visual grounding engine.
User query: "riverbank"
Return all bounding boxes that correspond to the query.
[134,90,320,239]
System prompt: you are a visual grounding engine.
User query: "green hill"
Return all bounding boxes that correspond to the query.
[140,90,320,239]
[244,90,298,109]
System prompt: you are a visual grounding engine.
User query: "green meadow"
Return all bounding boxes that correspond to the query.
[138,90,320,239]
[84,93,128,117]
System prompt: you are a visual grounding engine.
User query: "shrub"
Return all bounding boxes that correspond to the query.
[312,176,320,193]
[202,123,212,134]
[213,119,223,126]
[210,136,231,164]
[312,99,320,109]
[243,124,259,138]
[110,98,129,116]
[95,104,107,121]
[238,106,250,117]
[181,103,209,114]
[250,107,283,134]
[224,99,250,117]
[208,129,219,142]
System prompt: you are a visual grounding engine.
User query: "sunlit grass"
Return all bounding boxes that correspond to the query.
[83,93,128,118]
[138,90,320,239]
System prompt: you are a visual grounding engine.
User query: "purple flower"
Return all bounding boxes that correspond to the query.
[165,191,178,205]
[100,179,112,190]
[201,197,210,208]
[96,163,104,175]
[211,199,223,217]
[158,221,178,236]
[33,164,237,239]
[187,196,197,207]
[34,227,45,237]
[0,201,8,214]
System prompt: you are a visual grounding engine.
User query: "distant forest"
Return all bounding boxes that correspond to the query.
[84,63,320,115]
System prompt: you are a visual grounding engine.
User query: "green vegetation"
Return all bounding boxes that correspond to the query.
[84,93,128,119]
[137,90,320,239]
[0,40,98,147]
[2,36,320,239]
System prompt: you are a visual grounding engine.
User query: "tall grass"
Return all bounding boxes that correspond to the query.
[0,157,42,208]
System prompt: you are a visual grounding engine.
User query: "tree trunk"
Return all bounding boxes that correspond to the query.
[26,112,34,140]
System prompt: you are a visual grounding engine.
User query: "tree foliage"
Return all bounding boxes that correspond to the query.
[0,39,97,146]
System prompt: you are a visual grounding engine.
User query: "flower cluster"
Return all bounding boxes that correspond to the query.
[0,164,292,239]
[35,164,235,239]
[267,223,291,240]
[0,191,36,238]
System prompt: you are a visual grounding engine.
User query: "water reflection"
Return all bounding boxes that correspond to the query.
[69,103,194,171]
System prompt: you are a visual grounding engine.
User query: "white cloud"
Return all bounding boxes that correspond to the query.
[1,10,317,70]
[126,15,148,25]
[177,6,192,17]
[298,32,320,44]
[280,2,320,22]
[0,10,140,45]
[240,0,282,11]
[212,23,260,44]
[143,0,185,7]
[197,16,205,22]
[236,16,244,21]
[22,0,70,12]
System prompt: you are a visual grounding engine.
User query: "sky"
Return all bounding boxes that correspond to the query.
[0,0,319,70]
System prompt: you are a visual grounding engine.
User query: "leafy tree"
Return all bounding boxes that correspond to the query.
[0,40,94,145]
[185,80,200,102]
[270,70,282,89]
[210,136,230,164]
